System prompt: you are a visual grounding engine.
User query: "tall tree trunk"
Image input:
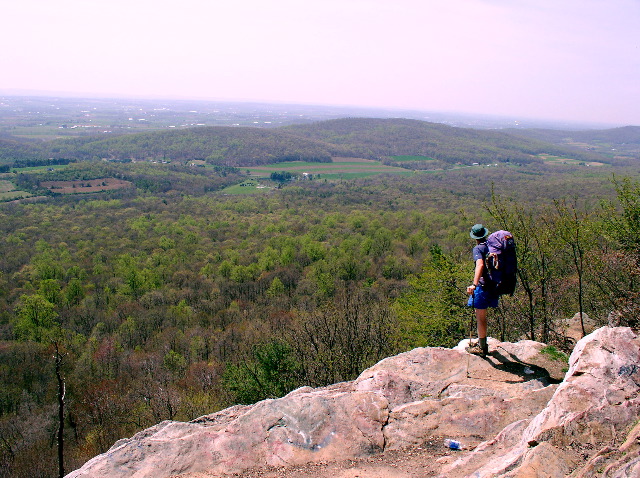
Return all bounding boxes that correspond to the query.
[55,343,65,478]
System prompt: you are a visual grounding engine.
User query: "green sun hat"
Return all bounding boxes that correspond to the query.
[470,224,489,239]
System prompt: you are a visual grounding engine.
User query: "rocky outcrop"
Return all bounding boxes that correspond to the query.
[66,327,640,478]
[440,326,640,477]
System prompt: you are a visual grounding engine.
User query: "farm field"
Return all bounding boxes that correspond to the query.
[247,157,415,179]
[387,155,436,162]
[10,164,68,173]
[221,158,417,194]
[0,179,15,193]
[539,154,605,166]
[0,179,31,200]
[39,177,133,194]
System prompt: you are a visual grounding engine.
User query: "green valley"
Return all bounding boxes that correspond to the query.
[0,99,639,477]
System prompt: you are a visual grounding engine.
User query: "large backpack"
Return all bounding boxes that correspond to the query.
[484,230,517,296]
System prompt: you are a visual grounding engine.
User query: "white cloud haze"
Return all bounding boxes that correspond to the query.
[2,0,639,125]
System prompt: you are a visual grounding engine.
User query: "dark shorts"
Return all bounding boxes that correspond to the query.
[467,284,499,309]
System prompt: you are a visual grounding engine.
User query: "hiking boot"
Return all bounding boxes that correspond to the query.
[465,341,489,357]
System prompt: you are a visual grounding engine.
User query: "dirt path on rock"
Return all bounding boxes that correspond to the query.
[177,440,464,478]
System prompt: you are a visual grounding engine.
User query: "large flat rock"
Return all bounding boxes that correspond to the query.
[67,327,639,478]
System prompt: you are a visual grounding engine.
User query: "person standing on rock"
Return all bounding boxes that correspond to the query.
[466,224,499,356]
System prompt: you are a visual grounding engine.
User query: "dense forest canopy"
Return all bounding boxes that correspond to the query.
[0,112,639,477]
[42,127,336,166]
[284,118,604,165]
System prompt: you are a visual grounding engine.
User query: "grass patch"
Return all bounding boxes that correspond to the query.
[0,191,32,201]
[246,157,414,178]
[539,345,570,363]
[318,171,416,179]
[0,180,16,193]
[388,155,436,162]
[10,164,68,173]
[0,180,32,201]
[248,161,330,171]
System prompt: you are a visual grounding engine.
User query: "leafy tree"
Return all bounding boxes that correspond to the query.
[266,277,286,297]
[39,279,62,305]
[13,294,59,342]
[65,278,85,307]
[394,245,468,348]
[163,350,187,376]
[604,176,640,261]
[548,198,595,337]
[487,191,556,341]
[270,171,297,182]
[599,176,640,327]
[222,341,301,404]
[291,285,398,386]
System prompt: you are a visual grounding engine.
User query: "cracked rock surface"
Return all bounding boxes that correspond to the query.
[66,327,640,478]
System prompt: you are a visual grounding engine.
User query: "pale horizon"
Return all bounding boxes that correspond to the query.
[3,0,639,126]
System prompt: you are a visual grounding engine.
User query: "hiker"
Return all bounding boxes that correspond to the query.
[466,224,499,356]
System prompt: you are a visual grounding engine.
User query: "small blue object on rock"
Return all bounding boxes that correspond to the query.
[444,438,463,450]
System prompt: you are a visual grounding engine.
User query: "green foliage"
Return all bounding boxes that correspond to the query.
[66,278,85,306]
[394,246,469,348]
[39,279,62,305]
[605,176,640,257]
[539,345,569,363]
[0,145,638,476]
[13,294,59,342]
[3,117,623,175]
[163,350,187,375]
[596,176,640,328]
[270,171,297,182]
[284,118,600,167]
[266,277,286,297]
[222,341,301,404]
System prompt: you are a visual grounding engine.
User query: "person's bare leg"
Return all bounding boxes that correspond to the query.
[476,308,487,338]
[476,308,488,354]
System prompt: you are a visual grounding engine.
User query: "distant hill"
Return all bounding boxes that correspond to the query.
[44,127,336,166]
[0,136,46,163]
[0,118,623,168]
[505,126,640,165]
[506,125,640,144]
[283,118,605,166]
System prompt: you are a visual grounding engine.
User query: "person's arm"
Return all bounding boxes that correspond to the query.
[472,258,484,286]
[467,258,484,294]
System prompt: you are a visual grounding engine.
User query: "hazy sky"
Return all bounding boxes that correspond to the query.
[2,0,639,125]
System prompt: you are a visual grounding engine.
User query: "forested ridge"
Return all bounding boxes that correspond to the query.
[283,118,605,166]
[0,137,47,164]
[1,117,632,170]
[506,125,640,145]
[1,127,338,166]
[505,125,640,165]
[1,117,640,476]
[44,127,336,166]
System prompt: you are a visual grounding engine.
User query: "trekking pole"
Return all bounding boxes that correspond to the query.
[467,291,475,379]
